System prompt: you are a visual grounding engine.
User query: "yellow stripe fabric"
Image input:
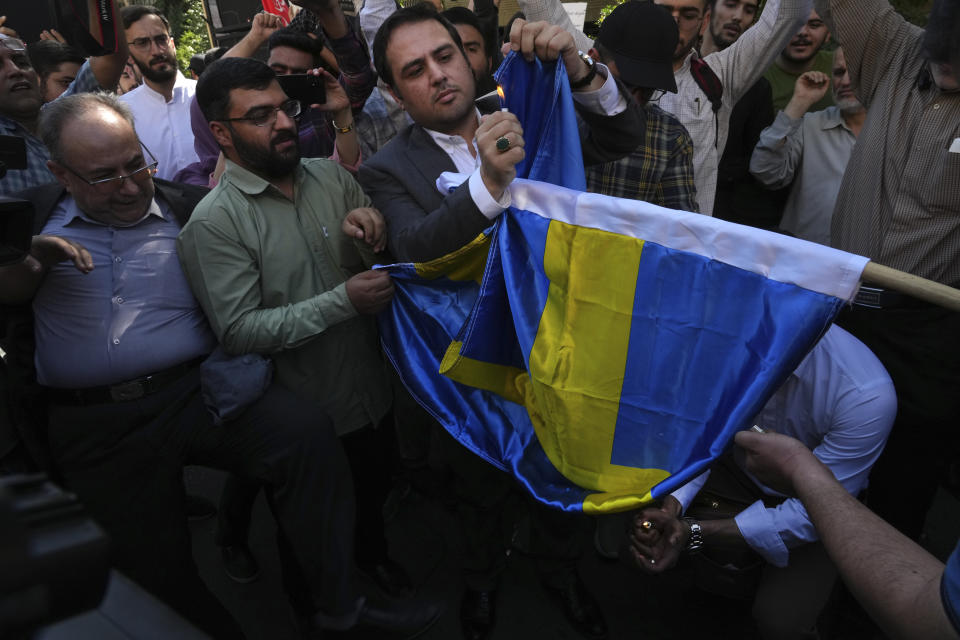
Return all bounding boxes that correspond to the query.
[526,220,670,507]
[414,233,490,284]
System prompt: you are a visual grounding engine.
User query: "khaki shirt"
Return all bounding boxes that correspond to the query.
[818,0,960,286]
[178,158,391,434]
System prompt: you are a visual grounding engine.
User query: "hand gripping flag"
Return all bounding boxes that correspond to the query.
[378,54,868,513]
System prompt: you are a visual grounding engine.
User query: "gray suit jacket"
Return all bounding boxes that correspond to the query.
[359,90,646,263]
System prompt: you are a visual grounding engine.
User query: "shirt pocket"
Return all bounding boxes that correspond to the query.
[923,144,960,214]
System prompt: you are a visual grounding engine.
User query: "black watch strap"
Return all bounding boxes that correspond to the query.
[569,52,598,89]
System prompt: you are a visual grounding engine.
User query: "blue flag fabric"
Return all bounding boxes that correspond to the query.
[378,55,869,513]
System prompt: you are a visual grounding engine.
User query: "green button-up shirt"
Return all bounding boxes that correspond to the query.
[178,158,390,434]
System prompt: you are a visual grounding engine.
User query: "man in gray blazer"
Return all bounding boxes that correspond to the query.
[359,7,644,263]
[359,7,645,640]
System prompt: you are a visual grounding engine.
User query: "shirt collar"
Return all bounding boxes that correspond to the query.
[423,108,482,149]
[819,105,847,131]
[62,195,168,227]
[0,113,33,136]
[221,158,302,196]
[137,71,193,102]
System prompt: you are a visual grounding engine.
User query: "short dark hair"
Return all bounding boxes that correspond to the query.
[922,0,960,65]
[120,5,171,31]
[203,46,227,66]
[25,40,85,79]
[373,4,467,88]
[197,57,277,123]
[441,7,491,59]
[267,27,324,67]
[39,92,135,164]
[188,53,205,75]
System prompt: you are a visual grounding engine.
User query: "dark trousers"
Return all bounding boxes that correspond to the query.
[46,370,360,638]
[837,304,960,539]
[435,426,583,591]
[217,420,397,569]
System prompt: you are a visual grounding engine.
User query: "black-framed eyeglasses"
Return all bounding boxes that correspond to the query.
[219,99,302,128]
[630,87,667,104]
[128,34,171,50]
[60,144,159,192]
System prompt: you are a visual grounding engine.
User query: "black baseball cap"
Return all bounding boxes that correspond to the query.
[597,1,679,93]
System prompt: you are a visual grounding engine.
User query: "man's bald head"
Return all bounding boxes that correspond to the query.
[40,93,156,226]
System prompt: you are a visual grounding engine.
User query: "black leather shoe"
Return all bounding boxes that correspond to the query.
[361,560,415,598]
[543,575,607,640]
[185,494,216,521]
[354,594,443,639]
[460,588,496,640]
[221,544,261,584]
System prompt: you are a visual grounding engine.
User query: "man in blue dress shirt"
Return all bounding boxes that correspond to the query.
[0,92,438,639]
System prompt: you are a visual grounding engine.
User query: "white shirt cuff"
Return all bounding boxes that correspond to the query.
[669,470,711,514]
[734,501,790,567]
[571,63,627,115]
[468,167,511,220]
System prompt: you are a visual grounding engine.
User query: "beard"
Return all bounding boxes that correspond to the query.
[232,128,301,179]
[133,51,178,83]
[835,95,864,114]
[710,26,736,51]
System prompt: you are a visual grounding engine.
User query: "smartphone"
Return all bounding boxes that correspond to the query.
[0,135,27,172]
[278,74,327,106]
[0,197,34,266]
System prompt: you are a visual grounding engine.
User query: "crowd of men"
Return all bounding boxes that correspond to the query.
[0,0,958,637]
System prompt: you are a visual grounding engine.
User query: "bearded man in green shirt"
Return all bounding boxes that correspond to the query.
[178,56,425,630]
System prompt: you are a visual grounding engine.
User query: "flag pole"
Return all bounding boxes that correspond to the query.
[861,262,960,312]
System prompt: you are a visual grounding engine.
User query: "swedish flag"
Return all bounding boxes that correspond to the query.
[378,55,868,513]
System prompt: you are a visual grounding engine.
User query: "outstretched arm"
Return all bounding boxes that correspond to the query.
[736,430,960,640]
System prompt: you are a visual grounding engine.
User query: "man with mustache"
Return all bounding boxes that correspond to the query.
[764,9,833,111]
[750,47,865,246]
[0,3,128,197]
[701,0,759,54]
[178,57,442,636]
[0,90,439,639]
[359,7,645,639]
[119,5,199,180]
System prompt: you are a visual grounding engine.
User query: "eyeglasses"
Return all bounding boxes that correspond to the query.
[629,87,667,104]
[220,99,302,128]
[61,144,159,192]
[128,34,171,50]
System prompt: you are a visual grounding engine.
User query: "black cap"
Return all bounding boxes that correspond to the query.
[597,1,679,93]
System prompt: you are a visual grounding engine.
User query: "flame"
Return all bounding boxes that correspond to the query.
[496,85,505,101]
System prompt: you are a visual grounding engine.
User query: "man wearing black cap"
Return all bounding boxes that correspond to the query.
[585,1,699,212]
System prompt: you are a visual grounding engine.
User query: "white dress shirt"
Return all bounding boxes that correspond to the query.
[120,72,200,181]
[670,325,896,567]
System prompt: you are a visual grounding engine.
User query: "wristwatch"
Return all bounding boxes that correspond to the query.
[681,517,704,554]
[569,51,597,90]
